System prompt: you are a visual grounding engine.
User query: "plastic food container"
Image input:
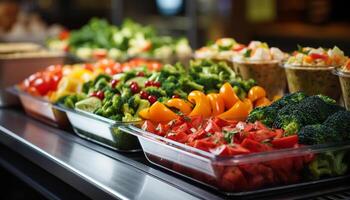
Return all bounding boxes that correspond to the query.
[8,87,69,128]
[283,64,341,100]
[233,60,286,98]
[55,105,141,152]
[332,68,350,110]
[120,125,350,195]
[0,49,65,107]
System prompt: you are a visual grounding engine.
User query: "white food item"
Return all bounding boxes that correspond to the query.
[250,48,271,61]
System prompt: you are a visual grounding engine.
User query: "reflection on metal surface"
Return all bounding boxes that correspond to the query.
[0,109,203,200]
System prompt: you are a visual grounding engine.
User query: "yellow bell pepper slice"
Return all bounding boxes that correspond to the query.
[207,93,225,116]
[166,98,193,115]
[219,82,240,109]
[188,91,211,118]
[148,102,179,123]
[218,99,253,121]
[248,86,266,102]
[138,108,151,120]
[254,97,271,108]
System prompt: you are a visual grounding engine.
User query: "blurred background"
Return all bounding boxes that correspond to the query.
[0,0,349,53]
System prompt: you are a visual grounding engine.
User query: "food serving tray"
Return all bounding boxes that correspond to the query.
[55,104,141,152]
[120,125,350,195]
[8,86,69,128]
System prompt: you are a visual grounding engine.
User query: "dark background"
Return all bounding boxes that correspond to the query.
[1,0,350,53]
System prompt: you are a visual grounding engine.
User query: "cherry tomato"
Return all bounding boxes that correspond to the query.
[137,71,145,77]
[172,94,180,98]
[91,91,105,100]
[130,82,140,93]
[140,91,149,99]
[153,81,161,88]
[148,95,157,104]
[145,80,154,87]
[111,79,119,88]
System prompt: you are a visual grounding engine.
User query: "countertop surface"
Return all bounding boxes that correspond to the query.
[0,108,349,200]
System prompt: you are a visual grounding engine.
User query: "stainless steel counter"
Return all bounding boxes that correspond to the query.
[1,108,350,200]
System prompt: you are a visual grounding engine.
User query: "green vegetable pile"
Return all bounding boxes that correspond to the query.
[48,18,192,62]
[57,59,255,123]
[247,92,350,180]
[151,59,256,99]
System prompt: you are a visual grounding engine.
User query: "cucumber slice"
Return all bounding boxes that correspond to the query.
[126,77,148,87]
[75,97,102,112]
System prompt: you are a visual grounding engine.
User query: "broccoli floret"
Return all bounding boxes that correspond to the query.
[161,80,177,96]
[323,111,350,140]
[144,86,167,97]
[274,113,303,135]
[128,94,141,110]
[271,92,307,109]
[317,94,337,104]
[247,106,278,127]
[308,151,348,180]
[122,103,135,116]
[82,80,94,94]
[298,124,340,145]
[180,78,204,92]
[274,96,342,134]
[122,113,140,122]
[56,93,87,109]
[135,99,150,115]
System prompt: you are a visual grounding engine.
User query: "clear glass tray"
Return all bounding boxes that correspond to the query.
[120,125,350,195]
[8,86,70,129]
[55,104,141,152]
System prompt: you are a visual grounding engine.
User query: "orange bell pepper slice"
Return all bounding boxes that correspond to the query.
[219,82,240,109]
[139,108,151,120]
[145,102,179,123]
[166,98,193,115]
[254,97,271,108]
[188,91,212,118]
[248,86,266,102]
[218,99,253,121]
[207,93,225,116]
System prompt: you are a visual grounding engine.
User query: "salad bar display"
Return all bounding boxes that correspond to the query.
[3,19,350,197]
[47,18,192,63]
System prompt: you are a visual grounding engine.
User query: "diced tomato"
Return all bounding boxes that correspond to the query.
[274,129,284,139]
[228,145,250,155]
[247,129,277,142]
[243,123,254,132]
[210,145,231,156]
[189,115,203,129]
[59,30,70,40]
[187,129,207,143]
[310,53,328,61]
[204,119,221,133]
[220,166,248,191]
[173,123,190,134]
[166,132,188,143]
[232,44,246,52]
[142,121,156,133]
[271,135,298,149]
[155,123,169,136]
[241,138,272,152]
[192,138,217,151]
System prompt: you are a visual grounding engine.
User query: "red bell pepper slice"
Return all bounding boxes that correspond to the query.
[271,135,298,149]
[241,138,272,152]
[310,53,328,60]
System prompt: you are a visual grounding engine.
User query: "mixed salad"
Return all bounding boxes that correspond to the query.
[233,41,286,62]
[47,18,192,62]
[58,60,258,123]
[194,38,246,61]
[286,46,348,66]
[19,58,162,102]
